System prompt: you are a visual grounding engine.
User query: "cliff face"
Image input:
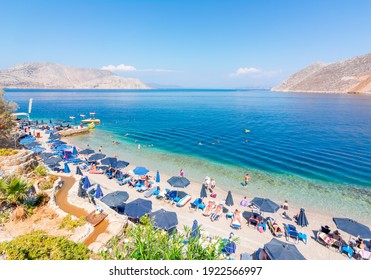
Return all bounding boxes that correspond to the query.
[272,53,371,94]
[0,62,150,89]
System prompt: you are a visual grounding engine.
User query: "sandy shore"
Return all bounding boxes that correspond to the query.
[36,128,354,260]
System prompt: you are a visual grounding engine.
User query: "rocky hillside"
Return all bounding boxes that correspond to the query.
[0,62,150,89]
[272,53,371,94]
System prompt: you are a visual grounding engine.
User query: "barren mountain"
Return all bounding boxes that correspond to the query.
[0,62,150,89]
[272,53,371,94]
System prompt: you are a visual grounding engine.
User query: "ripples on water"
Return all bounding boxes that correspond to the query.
[6,89,371,222]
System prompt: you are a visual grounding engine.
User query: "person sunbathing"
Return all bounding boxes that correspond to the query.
[210,204,223,222]
[273,222,283,235]
[203,201,215,216]
[230,209,242,229]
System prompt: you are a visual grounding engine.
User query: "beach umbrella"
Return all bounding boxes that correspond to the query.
[250,197,280,213]
[39,152,55,160]
[124,198,152,220]
[167,176,190,188]
[96,165,109,171]
[88,153,106,161]
[94,184,104,199]
[24,142,41,148]
[83,176,91,189]
[191,220,200,239]
[200,184,208,198]
[50,140,67,146]
[72,146,78,155]
[48,134,61,140]
[44,156,62,166]
[333,218,371,239]
[221,240,237,255]
[133,166,149,175]
[296,208,309,228]
[79,148,95,155]
[76,166,83,176]
[225,191,234,207]
[156,170,161,183]
[149,208,178,231]
[101,157,118,167]
[63,162,71,173]
[101,191,129,208]
[56,144,72,151]
[263,238,306,260]
[114,160,129,169]
[31,146,46,154]
[20,137,36,145]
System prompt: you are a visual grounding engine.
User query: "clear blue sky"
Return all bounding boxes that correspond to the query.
[1,0,370,88]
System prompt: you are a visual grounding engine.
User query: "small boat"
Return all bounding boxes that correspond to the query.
[82,112,100,124]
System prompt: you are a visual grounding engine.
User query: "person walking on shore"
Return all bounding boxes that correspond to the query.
[98,146,103,153]
[244,173,250,186]
[180,169,185,177]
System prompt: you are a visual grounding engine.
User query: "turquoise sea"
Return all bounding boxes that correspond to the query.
[5,89,371,223]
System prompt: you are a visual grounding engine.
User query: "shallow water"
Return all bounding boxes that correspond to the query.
[6,89,371,223]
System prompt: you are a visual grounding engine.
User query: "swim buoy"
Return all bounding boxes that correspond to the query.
[244,129,250,133]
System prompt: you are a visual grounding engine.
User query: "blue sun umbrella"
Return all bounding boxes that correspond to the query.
[83,176,91,189]
[56,145,72,151]
[225,191,234,207]
[39,152,55,160]
[200,184,208,198]
[88,153,106,161]
[156,170,161,183]
[114,160,130,169]
[63,162,71,173]
[333,217,371,239]
[79,148,95,155]
[44,156,62,166]
[124,198,152,220]
[72,146,78,155]
[20,137,36,145]
[167,176,190,188]
[191,220,200,239]
[297,208,309,227]
[149,208,178,231]
[76,166,83,176]
[250,197,280,213]
[133,166,149,175]
[94,184,104,199]
[101,191,129,208]
[263,238,306,260]
[25,142,41,148]
[31,146,46,154]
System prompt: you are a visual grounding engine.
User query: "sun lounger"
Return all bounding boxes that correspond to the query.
[203,201,215,216]
[230,212,243,230]
[284,224,299,243]
[144,186,159,198]
[156,189,169,199]
[136,185,147,192]
[248,213,262,227]
[190,198,205,211]
[210,203,224,221]
[176,195,192,207]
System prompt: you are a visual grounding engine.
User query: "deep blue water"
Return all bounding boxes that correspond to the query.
[4,89,371,221]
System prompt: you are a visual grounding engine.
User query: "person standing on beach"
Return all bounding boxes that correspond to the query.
[244,173,250,186]
[138,144,141,150]
[98,146,103,153]
[180,169,184,177]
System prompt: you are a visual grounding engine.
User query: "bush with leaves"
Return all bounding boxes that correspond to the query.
[0,89,18,142]
[0,176,31,208]
[99,215,225,260]
[59,214,86,231]
[0,230,90,260]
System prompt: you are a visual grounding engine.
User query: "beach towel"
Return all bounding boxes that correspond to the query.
[176,195,192,207]
[203,201,215,216]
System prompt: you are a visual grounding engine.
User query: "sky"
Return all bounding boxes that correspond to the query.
[0,0,370,88]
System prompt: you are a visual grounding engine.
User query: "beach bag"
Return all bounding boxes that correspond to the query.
[258,226,264,233]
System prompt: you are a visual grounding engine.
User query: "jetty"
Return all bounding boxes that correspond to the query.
[55,127,89,137]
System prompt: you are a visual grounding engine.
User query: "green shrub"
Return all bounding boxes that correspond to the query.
[35,166,47,177]
[59,214,86,231]
[0,230,90,260]
[99,215,224,260]
[0,148,18,156]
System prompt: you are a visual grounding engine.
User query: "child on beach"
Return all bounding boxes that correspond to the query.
[240,197,248,207]
[281,200,289,210]
[180,169,184,177]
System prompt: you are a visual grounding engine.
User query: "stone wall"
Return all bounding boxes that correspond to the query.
[0,149,38,177]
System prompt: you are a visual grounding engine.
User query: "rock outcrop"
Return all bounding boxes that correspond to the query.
[0,62,150,89]
[272,53,371,94]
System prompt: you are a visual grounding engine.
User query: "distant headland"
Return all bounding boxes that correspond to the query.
[0,62,150,89]
[272,53,371,94]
